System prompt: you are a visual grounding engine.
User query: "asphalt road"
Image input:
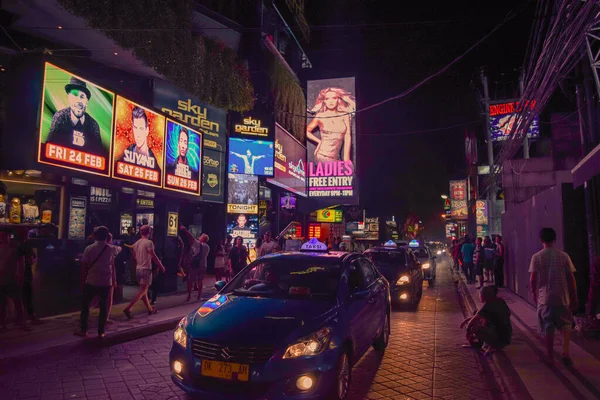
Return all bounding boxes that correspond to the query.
[0,256,501,400]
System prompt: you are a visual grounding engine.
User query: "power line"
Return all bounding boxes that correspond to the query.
[275,3,526,121]
[24,19,490,33]
[0,24,23,51]
[358,119,481,137]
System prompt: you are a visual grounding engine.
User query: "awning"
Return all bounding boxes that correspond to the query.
[572,142,600,188]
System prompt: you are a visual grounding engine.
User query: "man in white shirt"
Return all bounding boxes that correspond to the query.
[123,225,165,319]
[529,227,578,366]
[74,226,121,338]
[259,231,279,257]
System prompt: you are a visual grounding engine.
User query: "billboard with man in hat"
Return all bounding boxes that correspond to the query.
[38,62,115,176]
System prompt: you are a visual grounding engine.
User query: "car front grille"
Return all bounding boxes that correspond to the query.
[191,339,274,365]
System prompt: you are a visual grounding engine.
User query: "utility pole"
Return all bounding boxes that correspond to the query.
[519,76,530,159]
[480,69,497,235]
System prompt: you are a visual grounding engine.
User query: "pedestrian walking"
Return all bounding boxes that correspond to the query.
[223,235,233,282]
[474,237,485,289]
[149,248,163,306]
[22,230,42,325]
[229,236,250,277]
[461,237,475,284]
[123,225,165,319]
[483,236,495,284]
[74,226,121,338]
[451,239,460,270]
[0,229,30,332]
[529,227,578,367]
[214,240,226,282]
[180,226,209,302]
[494,236,505,287]
[254,237,263,260]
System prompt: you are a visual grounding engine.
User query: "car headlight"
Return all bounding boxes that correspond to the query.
[174,317,187,348]
[283,327,332,359]
[396,275,410,285]
[422,263,431,269]
[437,250,442,255]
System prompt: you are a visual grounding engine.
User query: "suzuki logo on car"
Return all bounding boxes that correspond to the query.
[220,347,234,361]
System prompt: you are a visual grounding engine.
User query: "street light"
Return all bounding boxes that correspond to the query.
[441,194,448,199]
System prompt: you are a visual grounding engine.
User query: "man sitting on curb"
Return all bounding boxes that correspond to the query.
[530,227,578,367]
[461,285,512,356]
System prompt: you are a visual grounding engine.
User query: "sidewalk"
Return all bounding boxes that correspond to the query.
[0,277,218,362]
[455,269,600,399]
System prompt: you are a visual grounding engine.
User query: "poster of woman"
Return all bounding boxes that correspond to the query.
[306,78,358,205]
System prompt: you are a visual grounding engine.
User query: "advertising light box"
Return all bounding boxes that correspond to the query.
[489,101,539,141]
[163,119,202,195]
[38,63,115,176]
[112,96,165,188]
[306,77,358,204]
[227,173,258,214]
[449,180,468,220]
[200,148,225,203]
[267,123,307,196]
[228,138,274,176]
[316,208,343,223]
[226,213,258,241]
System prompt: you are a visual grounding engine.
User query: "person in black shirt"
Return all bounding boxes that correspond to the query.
[45,77,103,156]
[461,286,512,355]
[228,236,251,276]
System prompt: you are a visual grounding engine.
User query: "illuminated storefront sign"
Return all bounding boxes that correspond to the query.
[475,200,489,225]
[449,180,468,220]
[136,198,154,208]
[111,96,165,188]
[38,63,115,176]
[308,223,321,239]
[68,197,87,240]
[316,208,343,223]
[153,78,226,152]
[167,212,179,237]
[231,114,272,138]
[489,100,539,141]
[267,123,307,196]
[200,149,225,203]
[163,119,202,195]
[90,186,112,204]
[227,213,258,240]
[307,77,358,203]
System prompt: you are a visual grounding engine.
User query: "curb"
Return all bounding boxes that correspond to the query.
[453,268,533,400]
[0,316,182,368]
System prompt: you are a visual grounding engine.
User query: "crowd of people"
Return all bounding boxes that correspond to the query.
[450,234,504,289]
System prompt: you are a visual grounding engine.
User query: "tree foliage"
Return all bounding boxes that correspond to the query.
[58,0,255,112]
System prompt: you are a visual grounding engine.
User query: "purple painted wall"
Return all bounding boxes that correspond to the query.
[501,185,564,304]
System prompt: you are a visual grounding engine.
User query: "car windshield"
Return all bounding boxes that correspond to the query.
[225,259,342,300]
[365,251,406,281]
[413,248,429,258]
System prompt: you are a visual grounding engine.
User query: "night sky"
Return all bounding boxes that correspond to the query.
[305,0,535,239]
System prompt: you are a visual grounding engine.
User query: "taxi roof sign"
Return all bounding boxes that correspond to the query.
[409,240,420,248]
[383,240,397,248]
[300,238,329,252]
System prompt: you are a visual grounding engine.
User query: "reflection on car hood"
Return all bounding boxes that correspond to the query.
[189,295,337,347]
[374,264,408,282]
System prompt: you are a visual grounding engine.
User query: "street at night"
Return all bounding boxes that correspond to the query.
[2,0,600,399]
[1,257,502,400]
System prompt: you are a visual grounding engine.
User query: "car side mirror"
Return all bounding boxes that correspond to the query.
[215,280,226,291]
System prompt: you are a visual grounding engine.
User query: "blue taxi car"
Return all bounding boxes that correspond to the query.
[169,239,391,399]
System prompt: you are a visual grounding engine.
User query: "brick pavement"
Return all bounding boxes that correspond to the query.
[0,258,502,400]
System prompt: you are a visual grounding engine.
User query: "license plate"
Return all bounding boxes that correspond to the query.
[201,360,250,381]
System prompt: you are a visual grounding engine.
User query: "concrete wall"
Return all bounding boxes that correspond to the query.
[502,184,589,306]
[502,185,565,303]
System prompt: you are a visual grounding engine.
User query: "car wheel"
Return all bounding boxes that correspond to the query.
[373,313,390,351]
[328,351,351,400]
